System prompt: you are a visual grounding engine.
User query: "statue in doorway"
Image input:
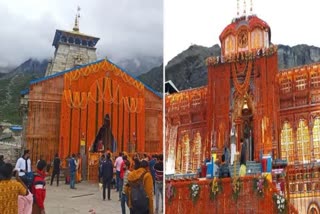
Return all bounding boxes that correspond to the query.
[92,114,115,153]
[243,121,252,161]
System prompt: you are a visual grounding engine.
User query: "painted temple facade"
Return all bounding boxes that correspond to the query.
[165,14,320,173]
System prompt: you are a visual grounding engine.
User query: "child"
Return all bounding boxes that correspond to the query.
[31,160,47,214]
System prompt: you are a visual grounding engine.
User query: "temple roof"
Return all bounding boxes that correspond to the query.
[52,29,100,49]
[219,15,271,42]
[27,59,162,98]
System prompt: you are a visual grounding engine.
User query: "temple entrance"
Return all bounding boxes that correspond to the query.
[231,94,255,161]
[242,116,254,161]
[241,96,254,161]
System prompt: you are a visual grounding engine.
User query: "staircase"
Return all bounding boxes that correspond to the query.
[229,161,262,177]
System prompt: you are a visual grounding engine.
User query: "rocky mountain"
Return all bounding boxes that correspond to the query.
[115,56,163,76]
[0,59,48,124]
[277,44,320,69]
[165,44,320,90]
[138,64,163,92]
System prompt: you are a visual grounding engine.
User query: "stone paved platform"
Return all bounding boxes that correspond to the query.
[45,181,163,214]
[45,181,127,214]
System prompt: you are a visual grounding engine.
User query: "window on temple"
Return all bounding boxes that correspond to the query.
[311,72,320,88]
[280,78,292,94]
[313,117,320,161]
[280,122,294,163]
[295,75,307,91]
[297,119,311,163]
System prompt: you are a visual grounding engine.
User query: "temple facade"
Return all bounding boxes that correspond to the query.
[21,13,162,181]
[165,3,320,212]
[166,14,320,172]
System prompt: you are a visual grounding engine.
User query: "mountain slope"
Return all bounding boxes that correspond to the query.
[0,59,48,124]
[165,44,320,90]
[115,56,163,76]
[138,64,163,92]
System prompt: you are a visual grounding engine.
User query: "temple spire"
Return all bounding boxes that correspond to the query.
[243,0,247,16]
[73,6,81,32]
[250,0,253,14]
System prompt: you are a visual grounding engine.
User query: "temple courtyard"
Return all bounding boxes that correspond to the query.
[45,181,130,214]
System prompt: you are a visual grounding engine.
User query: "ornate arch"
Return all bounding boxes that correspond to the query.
[308,202,320,214]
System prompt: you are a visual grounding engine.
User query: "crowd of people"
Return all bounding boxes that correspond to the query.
[98,152,164,214]
[0,150,47,214]
[0,150,164,214]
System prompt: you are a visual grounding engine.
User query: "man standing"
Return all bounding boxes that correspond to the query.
[50,153,61,186]
[101,153,113,200]
[69,154,77,189]
[121,160,130,214]
[76,153,82,183]
[154,154,163,214]
[15,150,32,188]
[127,160,154,214]
[114,152,123,192]
[119,155,128,200]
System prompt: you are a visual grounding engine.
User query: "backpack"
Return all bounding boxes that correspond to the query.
[129,171,149,212]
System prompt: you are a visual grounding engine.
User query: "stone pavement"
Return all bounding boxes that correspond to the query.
[45,181,163,214]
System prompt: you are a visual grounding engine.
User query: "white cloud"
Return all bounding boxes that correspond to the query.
[0,0,163,67]
[164,0,320,65]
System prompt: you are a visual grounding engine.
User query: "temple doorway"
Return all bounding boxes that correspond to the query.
[241,97,254,161]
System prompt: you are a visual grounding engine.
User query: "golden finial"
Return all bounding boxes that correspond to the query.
[237,0,240,17]
[73,6,81,32]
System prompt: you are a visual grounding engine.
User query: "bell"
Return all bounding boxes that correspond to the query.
[243,99,249,110]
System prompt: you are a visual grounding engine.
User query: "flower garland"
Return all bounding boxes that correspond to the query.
[273,193,287,214]
[232,176,241,200]
[189,183,201,203]
[166,182,176,205]
[209,178,222,200]
[231,60,252,96]
[253,176,268,197]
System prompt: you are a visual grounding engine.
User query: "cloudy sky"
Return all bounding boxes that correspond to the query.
[0,0,163,67]
[165,0,320,65]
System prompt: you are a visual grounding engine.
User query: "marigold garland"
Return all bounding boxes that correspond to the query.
[232,176,242,200]
[231,60,252,96]
[209,178,222,200]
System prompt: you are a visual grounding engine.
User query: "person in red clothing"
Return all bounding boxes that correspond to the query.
[119,155,128,200]
[31,159,47,214]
